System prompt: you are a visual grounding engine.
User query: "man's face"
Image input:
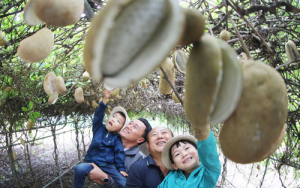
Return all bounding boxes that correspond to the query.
[171,141,199,173]
[105,112,125,132]
[119,119,146,144]
[147,126,173,155]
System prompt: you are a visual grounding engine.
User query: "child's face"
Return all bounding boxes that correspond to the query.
[171,141,200,173]
[106,112,125,132]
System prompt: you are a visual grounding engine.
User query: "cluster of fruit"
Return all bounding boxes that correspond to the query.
[82,0,288,164]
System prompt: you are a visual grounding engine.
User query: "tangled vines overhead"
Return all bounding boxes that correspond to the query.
[0,0,300,184]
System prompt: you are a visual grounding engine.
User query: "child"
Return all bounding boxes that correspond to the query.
[159,131,221,188]
[73,89,130,188]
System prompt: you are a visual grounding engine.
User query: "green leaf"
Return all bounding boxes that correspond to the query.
[28,101,33,110]
[65,82,72,87]
[22,107,28,111]
[29,115,35,122]
[32,112,41,118]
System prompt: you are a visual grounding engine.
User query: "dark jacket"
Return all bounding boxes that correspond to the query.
[85,101,126,172]
[98,145,147,188]
[126,155,165,188]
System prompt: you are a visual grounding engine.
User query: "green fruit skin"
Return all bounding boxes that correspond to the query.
[184,34,222,128]
[220,60,288,164]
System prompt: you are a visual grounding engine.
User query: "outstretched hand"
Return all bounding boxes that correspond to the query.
[194,124,210,141]
[120,171,128,177]
[103,89,112,105]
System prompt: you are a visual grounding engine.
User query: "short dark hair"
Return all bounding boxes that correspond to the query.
[138,118,152,145]
[169,140,197,164]
[115,112,126,124]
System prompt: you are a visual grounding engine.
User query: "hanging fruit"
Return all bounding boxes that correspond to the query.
[23,0,84,27]
[142,81,147,88]
[220,30,230,41]
[172,49,188,74]
[4,87,12,93]
[159,58,175,95]
[26,119,34,130]
[12,150,17,161]
[84,0,185,88]
[20,138,25,146]
[48,93,59,104]
[172,92,180,103]
[209,39,243,125]
[53,76,67,94]
[184,34,222,132]
[111,88,120,98]
[219,60,288,164]
[83,71,90,81]
[17,28,54,63]
[285,40,299,62]
[0,30,7,46]
[178,8,206,45]
[43,72,56,95]
[92,100,99,108]
[74,87,84,103]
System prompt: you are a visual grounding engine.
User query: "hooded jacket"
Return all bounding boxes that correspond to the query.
[85,101,126,172]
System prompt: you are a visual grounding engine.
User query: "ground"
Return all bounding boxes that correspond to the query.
[1,126,299,188]
[0,127,149,188]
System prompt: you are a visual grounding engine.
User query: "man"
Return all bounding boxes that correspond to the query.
[126,126,174,188]
[87,118,152,188]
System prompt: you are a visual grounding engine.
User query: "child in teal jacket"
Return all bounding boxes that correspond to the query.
[158,131,221,188]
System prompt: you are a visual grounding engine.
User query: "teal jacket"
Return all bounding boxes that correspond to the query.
[158,131,221,188]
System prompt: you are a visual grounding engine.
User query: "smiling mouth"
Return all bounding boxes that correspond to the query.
[183,157,192,163]
[123,129,129,134]
[156,141,165,146]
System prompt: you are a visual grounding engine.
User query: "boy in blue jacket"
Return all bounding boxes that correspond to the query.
[73,89,130,188]
[158,129,221,188]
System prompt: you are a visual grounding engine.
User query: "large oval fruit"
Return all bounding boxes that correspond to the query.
[184,34,222,129]
[17,28,54,63]
[84,0,184,88]
[220,60,288,164]
[24,0,84,27]
[209,39,243,125]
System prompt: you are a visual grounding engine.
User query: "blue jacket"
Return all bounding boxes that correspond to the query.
[84,101,126,172]
[101,145,147,188]
[158,131,221,188]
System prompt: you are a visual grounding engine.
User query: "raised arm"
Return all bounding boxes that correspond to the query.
[197,130,221,187]
[92,89,111,133]
[102,89,111,105]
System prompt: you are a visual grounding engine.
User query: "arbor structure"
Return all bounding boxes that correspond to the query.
[0,0,300,187]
